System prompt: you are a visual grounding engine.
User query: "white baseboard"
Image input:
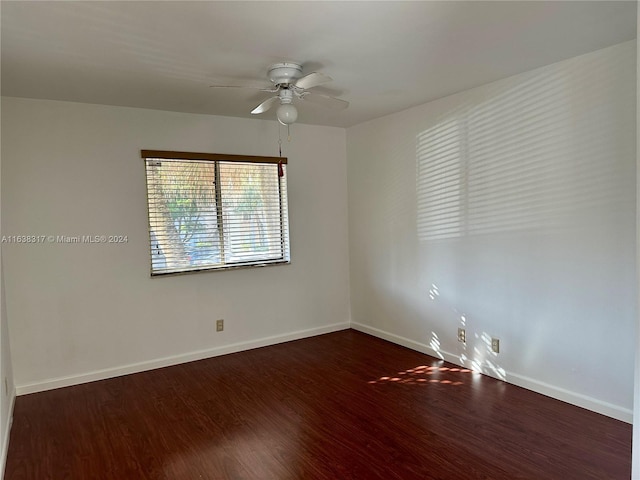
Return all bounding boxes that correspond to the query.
[351,322,633,423]
[0,388,15,480]
[16,322,350,396]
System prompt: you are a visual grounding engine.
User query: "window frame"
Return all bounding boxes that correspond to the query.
[141,150,290,277]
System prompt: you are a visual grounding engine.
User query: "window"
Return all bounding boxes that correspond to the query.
[141,150,290,276]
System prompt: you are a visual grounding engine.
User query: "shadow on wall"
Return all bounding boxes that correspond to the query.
[414,44,635,388]
[416,44,634,241]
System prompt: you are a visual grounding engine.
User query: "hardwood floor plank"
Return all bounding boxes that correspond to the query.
[5,330,632,479]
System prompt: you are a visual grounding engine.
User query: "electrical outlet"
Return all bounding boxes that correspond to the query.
[216,319,224,332]
[457,328,466,343]
[491,338,500,353]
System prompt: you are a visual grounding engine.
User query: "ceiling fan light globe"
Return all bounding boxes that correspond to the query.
[276,104,298,125]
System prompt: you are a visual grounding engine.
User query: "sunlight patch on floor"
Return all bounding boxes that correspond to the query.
[368,364,475,386]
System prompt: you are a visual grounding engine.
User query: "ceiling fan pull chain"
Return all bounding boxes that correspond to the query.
[287,124,291,142]
[278,123,283,157]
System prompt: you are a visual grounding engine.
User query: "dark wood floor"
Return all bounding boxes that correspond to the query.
[5,329,632,479]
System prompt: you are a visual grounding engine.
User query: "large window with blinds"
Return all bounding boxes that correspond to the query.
[141,150,290,276]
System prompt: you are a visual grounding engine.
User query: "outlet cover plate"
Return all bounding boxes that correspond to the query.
[457,328,466,343]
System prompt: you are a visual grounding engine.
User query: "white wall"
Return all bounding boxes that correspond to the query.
[347,41,636,421]
[0,98,350,392]
[0,122,16,478]
[632,5,640,477]
[0,261,14,478]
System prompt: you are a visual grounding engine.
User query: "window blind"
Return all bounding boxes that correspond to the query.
[142,151,290,276]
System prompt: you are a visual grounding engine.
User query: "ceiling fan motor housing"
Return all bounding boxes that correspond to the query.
[268,62,303,85]
[278,88,294,104]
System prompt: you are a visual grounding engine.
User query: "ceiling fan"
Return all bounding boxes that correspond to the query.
[210,62,349,125]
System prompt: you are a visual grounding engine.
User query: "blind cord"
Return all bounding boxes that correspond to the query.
[277,122,292,158]
[278,124,284,177]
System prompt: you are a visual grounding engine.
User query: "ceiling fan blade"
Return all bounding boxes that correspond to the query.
[251,96,279,115]
[294,72,332,90]
[302,92,349,110]
[209,84,277,93]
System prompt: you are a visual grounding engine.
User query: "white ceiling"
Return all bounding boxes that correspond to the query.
[1,1,636,128]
